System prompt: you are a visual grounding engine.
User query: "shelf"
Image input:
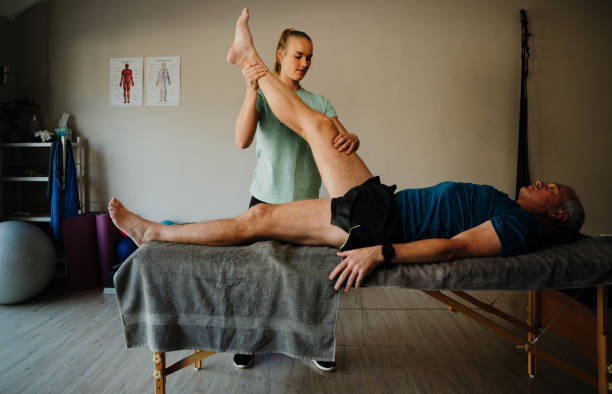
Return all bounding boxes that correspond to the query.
[1,142,52,147]
[2,176,48,182]
[2,176,82,181]
[1,142,82,148]
[2,215,51,222]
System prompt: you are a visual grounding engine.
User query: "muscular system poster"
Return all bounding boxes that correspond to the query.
[110,57,143,106]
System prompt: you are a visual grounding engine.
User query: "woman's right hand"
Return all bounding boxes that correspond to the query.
[242,64,268,89]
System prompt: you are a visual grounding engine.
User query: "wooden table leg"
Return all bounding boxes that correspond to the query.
[194,350,202,369]
[527,290,540,378]
[153,352,166,394]
[597,286,610,394]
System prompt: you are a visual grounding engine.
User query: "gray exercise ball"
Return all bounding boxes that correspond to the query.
[0,221,56,304]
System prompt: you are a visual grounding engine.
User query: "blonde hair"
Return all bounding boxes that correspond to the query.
[273,28,312,76]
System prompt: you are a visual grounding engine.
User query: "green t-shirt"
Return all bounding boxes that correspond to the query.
[251,88,337,203]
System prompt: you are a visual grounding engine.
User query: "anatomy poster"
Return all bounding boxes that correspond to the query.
[146,56,180,106]
[110,57,143,107]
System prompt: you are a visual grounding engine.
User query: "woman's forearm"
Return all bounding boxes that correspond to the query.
[235,87,259,148]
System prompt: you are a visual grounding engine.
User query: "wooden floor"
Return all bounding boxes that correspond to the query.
[0,285,596,393]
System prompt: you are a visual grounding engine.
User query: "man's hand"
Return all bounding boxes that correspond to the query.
[333,132,360,155]
[242,64,267,90]
[329,245,384,291]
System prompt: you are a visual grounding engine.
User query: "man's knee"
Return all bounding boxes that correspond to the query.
[303,112,337,140]
[245,203,270,222]
[229,204,265,241]
[242,203,275,232]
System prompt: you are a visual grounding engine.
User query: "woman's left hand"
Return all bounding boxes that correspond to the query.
[329,246,383,291]
[333,132,360,155]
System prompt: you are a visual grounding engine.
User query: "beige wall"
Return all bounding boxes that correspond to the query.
[17,0,612,235]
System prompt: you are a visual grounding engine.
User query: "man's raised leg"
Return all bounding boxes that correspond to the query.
[227,8,372,197]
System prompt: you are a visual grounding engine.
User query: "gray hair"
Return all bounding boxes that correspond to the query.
[543,193,585,244]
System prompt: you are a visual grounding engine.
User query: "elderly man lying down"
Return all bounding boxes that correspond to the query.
[109,8,584,292]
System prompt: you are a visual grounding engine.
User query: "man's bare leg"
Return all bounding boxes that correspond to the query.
[227,8,372,197]
[108,197,347,248]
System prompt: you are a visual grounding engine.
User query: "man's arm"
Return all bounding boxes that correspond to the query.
[329,220,502,291]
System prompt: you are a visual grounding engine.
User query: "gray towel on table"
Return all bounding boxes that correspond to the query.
[115,236,612,359]
[115,240,341,361]
[363,236,612,290]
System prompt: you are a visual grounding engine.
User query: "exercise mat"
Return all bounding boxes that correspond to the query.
[96,213,122,284]
[62,214,100,289]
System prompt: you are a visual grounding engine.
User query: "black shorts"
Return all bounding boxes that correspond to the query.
[249,196,266,208]
[330,176,403,250]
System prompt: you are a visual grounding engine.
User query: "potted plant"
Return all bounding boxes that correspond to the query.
[0,98,40,142]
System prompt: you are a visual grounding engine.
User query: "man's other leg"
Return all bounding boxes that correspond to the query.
[108,197,347,248]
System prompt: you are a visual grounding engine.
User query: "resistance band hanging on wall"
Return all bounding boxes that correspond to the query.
[515,9,532,199]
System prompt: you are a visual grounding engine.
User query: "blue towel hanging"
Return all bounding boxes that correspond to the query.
[50,141,62,240]
[49,140,80,241]
[63,140,80,219]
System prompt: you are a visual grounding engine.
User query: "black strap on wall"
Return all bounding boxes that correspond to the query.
[515,9,532,199]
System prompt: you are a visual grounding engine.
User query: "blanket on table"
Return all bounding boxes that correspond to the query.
[115,236,612,360]
[364,236,612,290]
[115,241,341,361]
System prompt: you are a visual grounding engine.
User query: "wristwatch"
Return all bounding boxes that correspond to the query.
[381,244,395,266]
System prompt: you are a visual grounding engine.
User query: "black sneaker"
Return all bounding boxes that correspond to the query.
[233,354,253,369]
[312,360,336,371]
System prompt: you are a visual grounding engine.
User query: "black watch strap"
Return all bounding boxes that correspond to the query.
[382,244,395,265]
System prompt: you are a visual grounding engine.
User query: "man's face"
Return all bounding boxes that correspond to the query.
[518,181,573,218]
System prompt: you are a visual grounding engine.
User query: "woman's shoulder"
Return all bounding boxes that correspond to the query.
[296,88,335,113]
[297,87,328,101]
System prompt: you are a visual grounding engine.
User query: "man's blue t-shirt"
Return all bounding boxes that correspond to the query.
[394,182,542,256]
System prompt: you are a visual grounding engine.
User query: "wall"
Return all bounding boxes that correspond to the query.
[16,2,48,126]
[0,17,17,216]
[0,17,16,106]
[18,0,611,235]
[527,5,612,236]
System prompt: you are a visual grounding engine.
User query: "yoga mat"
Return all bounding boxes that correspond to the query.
[62,214,100,289]
[96,213,123,285]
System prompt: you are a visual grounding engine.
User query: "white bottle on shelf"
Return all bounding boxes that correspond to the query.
[28,115,41,141]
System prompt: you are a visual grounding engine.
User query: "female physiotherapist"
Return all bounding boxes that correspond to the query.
[233,28,360,372]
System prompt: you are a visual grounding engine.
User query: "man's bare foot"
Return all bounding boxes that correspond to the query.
[108,198,159,247]
[227,8,260,67]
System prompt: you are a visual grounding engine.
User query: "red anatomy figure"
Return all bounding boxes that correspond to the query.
[119,64,135,103]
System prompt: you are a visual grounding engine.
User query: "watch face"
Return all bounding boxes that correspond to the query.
[383,244,395,261]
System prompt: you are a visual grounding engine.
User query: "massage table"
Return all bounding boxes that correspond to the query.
[115,236,612,393]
